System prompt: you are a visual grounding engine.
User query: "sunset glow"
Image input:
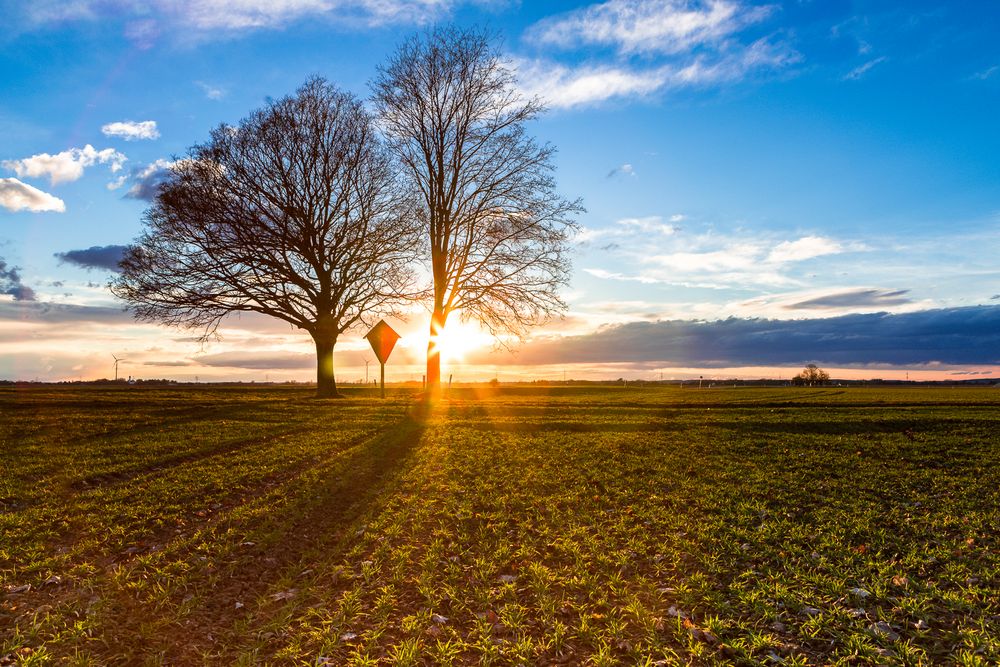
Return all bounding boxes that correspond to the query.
[1,2,998,384]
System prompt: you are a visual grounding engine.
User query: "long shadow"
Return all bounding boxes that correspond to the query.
[69,422,319,491]
[97,412,428,664]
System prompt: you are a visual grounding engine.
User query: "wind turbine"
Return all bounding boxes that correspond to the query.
[112,354,127,381]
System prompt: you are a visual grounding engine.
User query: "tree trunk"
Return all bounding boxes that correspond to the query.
[314,334,339,398]
[425,308,446,396]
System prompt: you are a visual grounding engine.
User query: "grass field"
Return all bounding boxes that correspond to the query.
[1,385,999,666]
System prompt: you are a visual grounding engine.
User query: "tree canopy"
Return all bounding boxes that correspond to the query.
[372,26,583,393]
[112,78,419,396]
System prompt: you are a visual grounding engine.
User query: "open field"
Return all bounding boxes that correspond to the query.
[2,385,999,666]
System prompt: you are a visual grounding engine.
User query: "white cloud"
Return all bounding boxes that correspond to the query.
[527,0,773,55]
[843,56,887,81]
[607,163,636,177]
[646,242,762,273]
[3,145,126,186]
[517,38,798,109]
[27,0,456,32]
[101,120,159,141]
[0,178,66,213]
[617,216,678,234]
[584,231,864,289]
[575,215,678,244]
[196,81,226,100]
[766,235,843,263]
[517,60,669,108]
[972,65,999,81]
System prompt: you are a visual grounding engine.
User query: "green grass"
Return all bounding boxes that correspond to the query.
[2,385,998,665]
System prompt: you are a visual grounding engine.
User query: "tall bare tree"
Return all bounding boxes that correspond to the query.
[112,78,419,397]
[372,26,583,393]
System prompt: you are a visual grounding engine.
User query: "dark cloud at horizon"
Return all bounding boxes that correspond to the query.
[470,306,1000,368]
[54,245,128,272]
[0,258,36,301]
[785,288,911,310]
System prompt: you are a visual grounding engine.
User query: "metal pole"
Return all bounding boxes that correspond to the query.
[380,362,386,399]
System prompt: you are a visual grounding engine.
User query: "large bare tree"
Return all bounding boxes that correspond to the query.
[112,78,419,397]
[372,26,583,393]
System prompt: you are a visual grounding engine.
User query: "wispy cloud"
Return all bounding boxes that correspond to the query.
[25,0,459,34]
[766,235,844,263]
[0,178,66,213]
[606,163,636,178]
[576,215,680,243]
[584,229,861,289]
[972,65,999,81]
[517,37,799,108]
[526,0,774,55]
[101,120,159,141]
[517,60,670,108]
[196,81,226,100]
[843,56,887,81]
[3,145,126,186]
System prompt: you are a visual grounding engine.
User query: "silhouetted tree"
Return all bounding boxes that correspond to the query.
[372,26,583,395]
[795,363,830,386]
[112,78,419,397]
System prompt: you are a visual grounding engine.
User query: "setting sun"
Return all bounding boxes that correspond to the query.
[427,320,495,364]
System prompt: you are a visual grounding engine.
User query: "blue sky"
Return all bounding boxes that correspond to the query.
[1,0,998,382]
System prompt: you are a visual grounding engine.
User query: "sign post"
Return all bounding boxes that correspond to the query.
[364,320,401,399]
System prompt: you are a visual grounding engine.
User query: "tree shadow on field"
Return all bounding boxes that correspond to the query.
[99,411,428,665]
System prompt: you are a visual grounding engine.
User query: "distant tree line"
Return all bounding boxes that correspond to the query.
[111,26,581,398]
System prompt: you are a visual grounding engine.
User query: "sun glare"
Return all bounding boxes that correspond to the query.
[429,320,493,363]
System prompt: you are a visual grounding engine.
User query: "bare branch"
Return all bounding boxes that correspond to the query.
[112,78,421,396]
[372,26,583,390]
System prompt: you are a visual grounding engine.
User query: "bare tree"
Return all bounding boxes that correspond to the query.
[112,78,419,397]
[372,26,583,393]
[793,363,830,386]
